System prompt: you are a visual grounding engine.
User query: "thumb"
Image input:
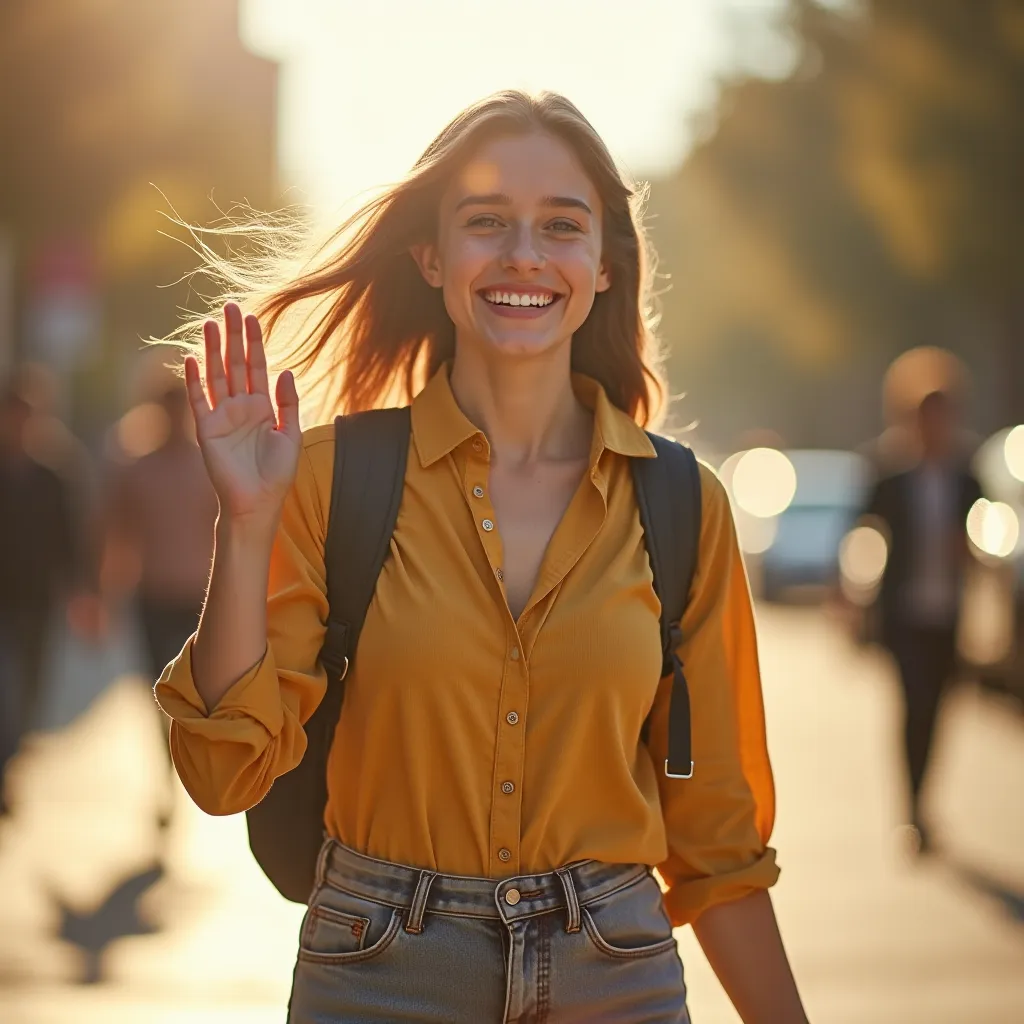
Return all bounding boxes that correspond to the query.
[275,370,301,441]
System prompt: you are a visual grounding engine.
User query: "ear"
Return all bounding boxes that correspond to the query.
[410,242,443,289]
[595,260,611,294]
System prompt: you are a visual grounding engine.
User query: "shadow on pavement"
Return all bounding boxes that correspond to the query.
[55,863,165,984]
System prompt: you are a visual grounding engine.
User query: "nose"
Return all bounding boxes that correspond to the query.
[502,221,545,273]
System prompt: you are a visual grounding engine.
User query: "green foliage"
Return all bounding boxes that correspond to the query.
[649,0,1024,447]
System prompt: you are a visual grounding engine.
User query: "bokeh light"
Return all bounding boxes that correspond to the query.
[839,525,888,588]
[735,509,780,555]
[1004,425,1024,483]
[731,448,797,519]
[966,499,1020,560]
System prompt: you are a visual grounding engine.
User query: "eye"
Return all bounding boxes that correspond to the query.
[547,218,583,234]
[466,214,504,229]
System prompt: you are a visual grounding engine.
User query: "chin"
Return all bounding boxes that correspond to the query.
[485,332,566,359]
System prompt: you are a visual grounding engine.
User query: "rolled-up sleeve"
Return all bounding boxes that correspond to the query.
[154,432,331,816]
[650,462,779,926]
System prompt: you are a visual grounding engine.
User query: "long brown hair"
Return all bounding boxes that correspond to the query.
[169,90,666,426]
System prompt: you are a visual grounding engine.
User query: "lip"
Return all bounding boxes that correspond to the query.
[476,286,563,319]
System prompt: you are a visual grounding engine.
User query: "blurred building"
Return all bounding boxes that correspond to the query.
[0,0,278,429]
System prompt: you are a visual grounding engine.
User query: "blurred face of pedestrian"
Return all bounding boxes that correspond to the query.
[412,131,611,362]
[917,391,956,461]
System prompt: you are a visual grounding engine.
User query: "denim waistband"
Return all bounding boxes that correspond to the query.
[314,839,654,930]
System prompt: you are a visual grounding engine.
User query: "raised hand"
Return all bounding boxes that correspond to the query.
[184,303,302,526]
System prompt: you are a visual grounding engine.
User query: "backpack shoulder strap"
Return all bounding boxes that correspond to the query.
[320,406,412,690]
[632,432,702,779]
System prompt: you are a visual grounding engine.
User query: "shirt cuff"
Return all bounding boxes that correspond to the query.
[660,847,781,927]
[153,633,284,738]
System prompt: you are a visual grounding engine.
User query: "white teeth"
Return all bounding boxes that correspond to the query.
[484,290,554,307]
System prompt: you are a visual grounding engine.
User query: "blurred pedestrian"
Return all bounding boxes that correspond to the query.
[154,92,808,1023]
[102,382,217,679]
[861,390,982,853]
[0,378,85,815]
[100,380,217,826]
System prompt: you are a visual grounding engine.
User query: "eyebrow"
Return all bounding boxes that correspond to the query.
[454,193,593,215]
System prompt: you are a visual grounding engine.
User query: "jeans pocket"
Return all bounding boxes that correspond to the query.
[298,886,403,965]
[582,873,678,961]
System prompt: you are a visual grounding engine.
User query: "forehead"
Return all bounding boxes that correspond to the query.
[444,131,601,210]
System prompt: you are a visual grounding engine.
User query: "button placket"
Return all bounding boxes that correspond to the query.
[462,435,526,876]
[462,442,506,601]
[490,634,528,876]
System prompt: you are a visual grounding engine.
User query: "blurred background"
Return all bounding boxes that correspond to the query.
[1,1,1022,1021]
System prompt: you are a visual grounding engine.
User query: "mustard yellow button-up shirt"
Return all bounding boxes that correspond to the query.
[156,367,779,925]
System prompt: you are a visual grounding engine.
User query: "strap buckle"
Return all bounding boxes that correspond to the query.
[665,760,694,780]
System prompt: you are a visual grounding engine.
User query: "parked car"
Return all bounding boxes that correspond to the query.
[749,449,870,602]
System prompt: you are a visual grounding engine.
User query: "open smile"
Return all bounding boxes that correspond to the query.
[477,287,563,319]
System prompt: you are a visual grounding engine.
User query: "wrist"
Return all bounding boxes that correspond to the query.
[215,509,279,550]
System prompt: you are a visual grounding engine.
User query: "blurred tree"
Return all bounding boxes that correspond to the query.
[649,0,1024,450]
[0,0,278,426]
[837,0,1024,426]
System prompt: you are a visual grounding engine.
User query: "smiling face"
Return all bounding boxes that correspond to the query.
[412,131,610,360]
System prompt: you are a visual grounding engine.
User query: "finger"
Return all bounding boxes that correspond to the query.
[183,356,211,422]
[223,302,247,396]
[275,370,301,442]
[245,314,270,397]
[203,320,229,407]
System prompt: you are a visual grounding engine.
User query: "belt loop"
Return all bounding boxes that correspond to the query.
[405,869,437,934]
[555,867,581,934]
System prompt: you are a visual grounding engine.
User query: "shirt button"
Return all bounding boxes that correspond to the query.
[472,485,485,498]
[472,439,484,452]
[498,848,512,863]
[505,888,521,906]
[496,568,504,581]
[501,781,515,795]
[506,711,519,725]
[482,519,494,532]
[510,647,520,661]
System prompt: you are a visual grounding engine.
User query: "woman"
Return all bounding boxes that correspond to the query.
[156,90,808,1023]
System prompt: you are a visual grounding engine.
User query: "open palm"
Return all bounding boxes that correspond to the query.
[184,303,301,524]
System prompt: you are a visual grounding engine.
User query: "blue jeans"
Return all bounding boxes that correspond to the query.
[288,839,690,1023]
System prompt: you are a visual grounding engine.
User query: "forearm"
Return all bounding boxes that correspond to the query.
[692,889,808,1024]
[191,514,277,711]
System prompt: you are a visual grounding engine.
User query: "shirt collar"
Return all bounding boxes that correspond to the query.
[411,364,656,468]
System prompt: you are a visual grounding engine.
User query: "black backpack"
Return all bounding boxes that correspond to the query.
[245,407,702,904]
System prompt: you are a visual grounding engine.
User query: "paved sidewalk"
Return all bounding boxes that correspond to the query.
[0,605,1022,1022]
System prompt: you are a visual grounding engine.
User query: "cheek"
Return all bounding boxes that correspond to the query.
[440,235,494,290]
[557,244,604,291]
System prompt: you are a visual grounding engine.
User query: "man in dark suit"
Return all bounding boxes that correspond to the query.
[862,390,983,852]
